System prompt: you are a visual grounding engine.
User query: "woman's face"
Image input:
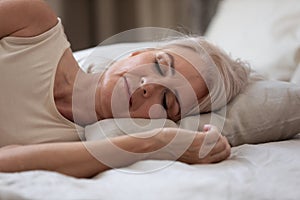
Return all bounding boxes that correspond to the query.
[96,48,208,121]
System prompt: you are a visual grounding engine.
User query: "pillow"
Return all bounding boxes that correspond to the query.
[179,79,300,146]
[85,79,300,146]
[291,63,300,84]
[205,0,300,81]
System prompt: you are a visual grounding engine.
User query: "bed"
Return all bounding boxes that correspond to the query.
[1,0,300,199]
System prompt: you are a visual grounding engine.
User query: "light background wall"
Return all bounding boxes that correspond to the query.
[45,0,220,51]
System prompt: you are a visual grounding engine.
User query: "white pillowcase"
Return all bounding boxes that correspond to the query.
[205,0,300,81]
[85,79,300,146]
[291,64,300,84]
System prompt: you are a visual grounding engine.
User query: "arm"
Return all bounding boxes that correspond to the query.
[0,126,230,178]
[0,135,152,178]
[0,0,57,39]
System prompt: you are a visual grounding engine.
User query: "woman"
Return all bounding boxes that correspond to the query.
[0,0,249,178]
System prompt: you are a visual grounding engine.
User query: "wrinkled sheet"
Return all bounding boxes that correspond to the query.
[0,135,299,200]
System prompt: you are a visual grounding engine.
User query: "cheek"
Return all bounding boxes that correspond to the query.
[114,55,155,75]
[104,59,133,78]
[101,75,117,97]
[176,86,199,115]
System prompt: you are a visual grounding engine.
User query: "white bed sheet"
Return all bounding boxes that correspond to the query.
[0,134,299,200]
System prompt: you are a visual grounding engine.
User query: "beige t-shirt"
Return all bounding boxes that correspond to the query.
[0,19,84,147]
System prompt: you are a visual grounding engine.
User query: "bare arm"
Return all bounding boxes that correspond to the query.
[0,0,57,39]
[0,126,230,178]
[0,135,152,178]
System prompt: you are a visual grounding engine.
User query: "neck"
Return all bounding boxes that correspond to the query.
[72,70,103,126]
[54,49,103,126]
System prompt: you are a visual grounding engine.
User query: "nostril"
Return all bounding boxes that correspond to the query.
[143,89,146,95]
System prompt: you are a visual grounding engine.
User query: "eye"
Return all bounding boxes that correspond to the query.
[162,90,168,110]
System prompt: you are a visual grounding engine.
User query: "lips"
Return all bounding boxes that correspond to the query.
[123,76,132,107]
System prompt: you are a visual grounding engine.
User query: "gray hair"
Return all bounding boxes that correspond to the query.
[157,36,251,115]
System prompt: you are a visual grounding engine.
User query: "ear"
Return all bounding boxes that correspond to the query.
[129,48,156,57]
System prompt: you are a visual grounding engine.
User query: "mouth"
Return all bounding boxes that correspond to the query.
[123,76,132,107]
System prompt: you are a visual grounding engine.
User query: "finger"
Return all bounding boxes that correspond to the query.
[198,126,221,158]
[207,142,231,163]
[203,124,212,132]
[208,136,227,156]
[210,136,230,155]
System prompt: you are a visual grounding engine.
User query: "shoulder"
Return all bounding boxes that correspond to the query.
[0,0,58,38]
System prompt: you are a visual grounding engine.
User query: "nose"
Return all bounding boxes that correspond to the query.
[139,76,168,98]
[140,83,163,98]
[139,77,164,98]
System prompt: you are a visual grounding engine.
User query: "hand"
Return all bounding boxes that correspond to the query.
[150,125,231,164]
[179,125,231,164]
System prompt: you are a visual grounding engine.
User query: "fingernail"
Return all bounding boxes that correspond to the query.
[203,124,212,131]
